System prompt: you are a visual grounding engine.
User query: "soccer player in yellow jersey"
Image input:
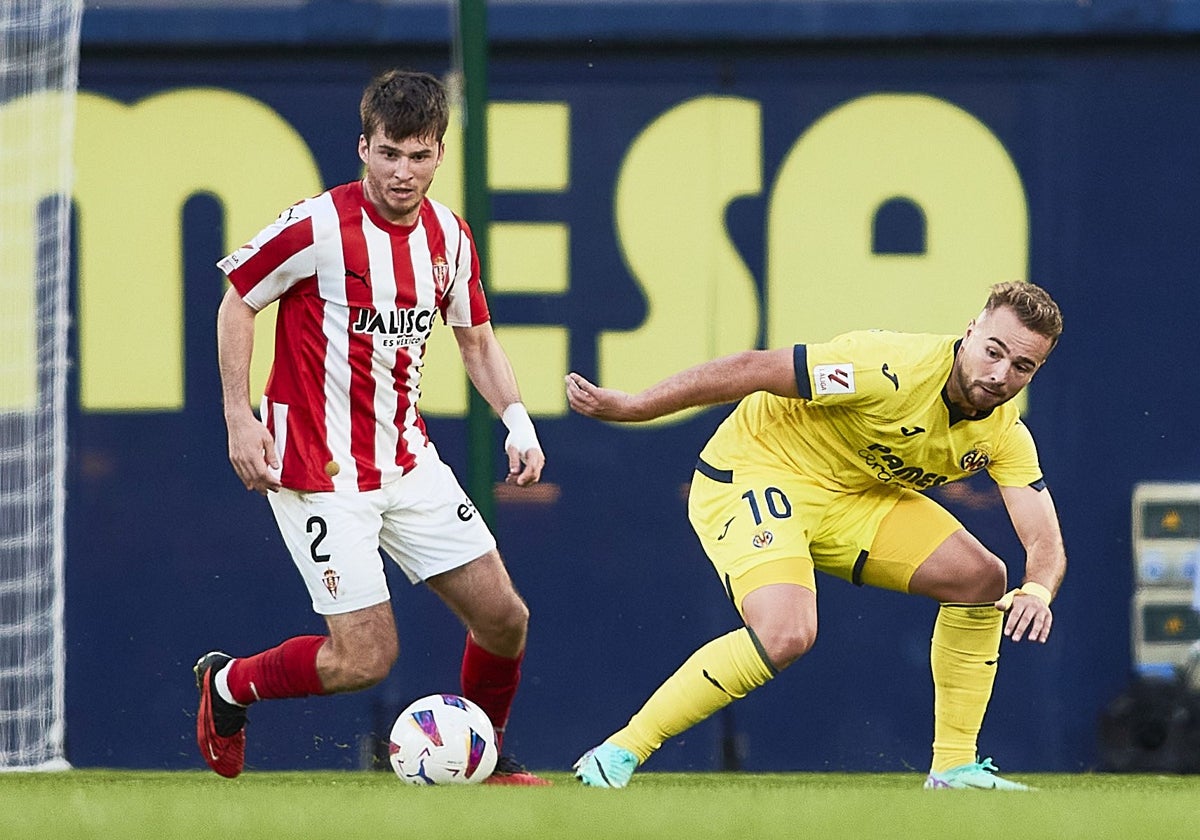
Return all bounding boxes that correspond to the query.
[566,281,1065,790]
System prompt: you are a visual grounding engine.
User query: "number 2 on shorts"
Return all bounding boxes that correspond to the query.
[306,515,331,563]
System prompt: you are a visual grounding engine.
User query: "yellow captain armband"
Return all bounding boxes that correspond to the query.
[997,582,1053,612]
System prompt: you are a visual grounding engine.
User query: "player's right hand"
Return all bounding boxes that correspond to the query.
[565,372,641,421]
[226,412,282,494]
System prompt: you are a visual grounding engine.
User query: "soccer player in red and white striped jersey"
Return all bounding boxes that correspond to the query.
[195,69,549,785]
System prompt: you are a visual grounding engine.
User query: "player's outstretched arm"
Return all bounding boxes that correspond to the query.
[996,483,1066,643]
[565,347,799,423]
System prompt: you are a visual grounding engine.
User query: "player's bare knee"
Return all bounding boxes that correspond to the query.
[468,598,528,656]
[328,629,396,687]
[912,541,1010,603]
[350,647,396,689]
[935,551,1007,603]
[971,551,1008,602]
[509,596,531,633]
[757,623,816,671]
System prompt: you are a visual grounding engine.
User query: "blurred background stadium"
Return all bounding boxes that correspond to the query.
[5,0,1200,774]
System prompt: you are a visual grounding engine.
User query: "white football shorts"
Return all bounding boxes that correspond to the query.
[267,451,497,615]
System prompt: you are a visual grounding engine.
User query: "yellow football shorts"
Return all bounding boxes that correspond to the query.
[687,458,962,612]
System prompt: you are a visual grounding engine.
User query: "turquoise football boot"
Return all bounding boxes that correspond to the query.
[573,743,639,788]
[924,757,1033,791]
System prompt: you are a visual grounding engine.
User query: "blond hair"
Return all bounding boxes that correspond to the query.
[984,282,1063,347]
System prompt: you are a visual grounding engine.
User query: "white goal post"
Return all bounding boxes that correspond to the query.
[0,0,83,771]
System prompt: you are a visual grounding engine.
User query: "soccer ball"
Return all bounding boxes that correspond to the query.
[388,693,498,785]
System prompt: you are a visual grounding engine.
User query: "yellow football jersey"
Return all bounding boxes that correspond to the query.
[698,330,1043,493]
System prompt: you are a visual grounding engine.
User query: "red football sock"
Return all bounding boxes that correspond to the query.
[460,633,523,749]
[226,635,327,705]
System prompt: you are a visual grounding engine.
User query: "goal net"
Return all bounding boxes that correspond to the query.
[0,0,83,771]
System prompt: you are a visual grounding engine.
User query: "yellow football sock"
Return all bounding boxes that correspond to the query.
[930,603,1003,772]
[608,627,777,764]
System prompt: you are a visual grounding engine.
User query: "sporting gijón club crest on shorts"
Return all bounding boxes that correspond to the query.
[218,181,491,492]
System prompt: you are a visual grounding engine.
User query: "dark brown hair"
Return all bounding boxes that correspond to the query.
[360,69,449,146]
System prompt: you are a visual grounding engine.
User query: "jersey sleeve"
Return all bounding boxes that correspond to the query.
[985,418,1045,488]
[439,216,491,328]
[794,331,903,409]
[216,201,317,311]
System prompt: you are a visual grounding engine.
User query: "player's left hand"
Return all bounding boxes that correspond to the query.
[505,442,544,487]
[996,589,1053,643]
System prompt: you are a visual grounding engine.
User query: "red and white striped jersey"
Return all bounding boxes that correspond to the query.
[217,180,490,492]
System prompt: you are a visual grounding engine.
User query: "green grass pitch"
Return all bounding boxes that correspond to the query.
[2,770,1197,839]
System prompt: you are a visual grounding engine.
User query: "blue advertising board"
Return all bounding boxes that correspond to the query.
[61,2,1200,772]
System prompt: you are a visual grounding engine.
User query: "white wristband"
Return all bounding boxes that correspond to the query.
[501,402,540,454]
